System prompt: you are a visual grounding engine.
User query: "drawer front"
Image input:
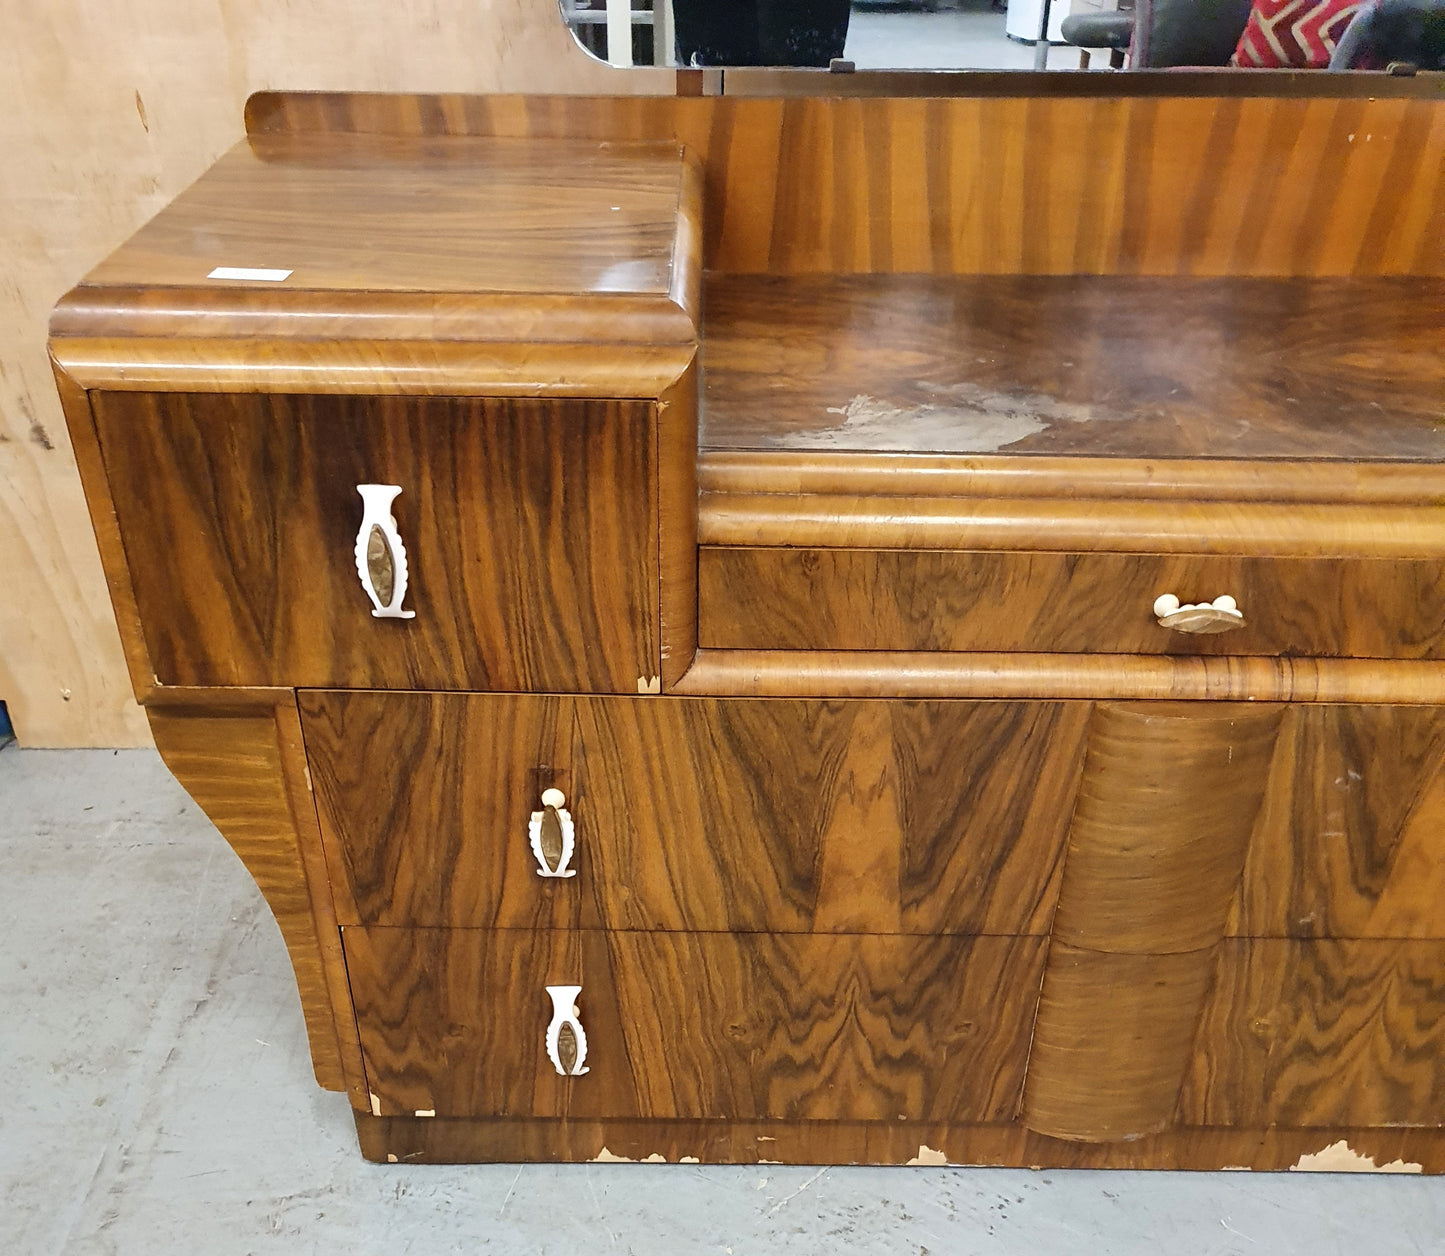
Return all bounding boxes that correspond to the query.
[345,927,1046,1121]
[1180,938,1445,1128]
[94,391,659,692]
[300,691,1089,934]
[699,547,1445,659]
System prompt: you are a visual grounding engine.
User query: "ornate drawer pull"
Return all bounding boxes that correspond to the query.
[545,984,589,1076]
[1153,593,1245,635]
[354,484,416,619]
[529,788,577,878]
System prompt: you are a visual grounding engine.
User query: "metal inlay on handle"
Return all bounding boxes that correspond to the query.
[545,984,589,1076]
[529,788,578,879]
[354,485,416,619]
[1153,593,1245,635]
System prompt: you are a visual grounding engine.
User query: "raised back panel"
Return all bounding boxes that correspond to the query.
[247,92,1445,277]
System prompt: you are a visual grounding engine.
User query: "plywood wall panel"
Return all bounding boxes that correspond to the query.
[1,0,655,746]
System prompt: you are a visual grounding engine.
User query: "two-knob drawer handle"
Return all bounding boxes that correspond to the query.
[529,789,577,878]
[1153,592,1245,635]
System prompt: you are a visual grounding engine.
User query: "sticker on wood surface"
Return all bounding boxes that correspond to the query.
[207,266,293,281]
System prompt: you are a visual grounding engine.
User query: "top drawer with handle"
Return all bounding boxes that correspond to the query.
[92,389,661,693]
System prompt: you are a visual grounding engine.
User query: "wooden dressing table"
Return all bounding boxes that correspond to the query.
[52,89,1445,1169]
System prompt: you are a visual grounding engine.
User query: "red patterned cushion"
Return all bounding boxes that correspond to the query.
[1231,0,1363,66]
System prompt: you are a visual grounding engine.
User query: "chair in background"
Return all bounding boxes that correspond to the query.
[1063,0,1445,67]
[1061,0,1253,68]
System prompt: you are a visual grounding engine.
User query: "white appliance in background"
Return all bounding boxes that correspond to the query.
[1005,0,1071,44]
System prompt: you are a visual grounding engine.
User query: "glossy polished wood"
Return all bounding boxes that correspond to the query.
[355,1112,1445,1168]
[52,89,1445,1168]
[50,133,703,402]
[246,93,1445,277]
[700,275,1445,458]
[92,391,661,694]
[1023,702,1283,1141]
[83,133,688,303]
[674,650,1445,704]
[146,704,360,1096]
[299,691,1088,935]
[700,548,1445,659]
[1182,939,1445,1128]
[698,450,1445,505]
[1230,706,1445,939]
[344,928,1045,1122]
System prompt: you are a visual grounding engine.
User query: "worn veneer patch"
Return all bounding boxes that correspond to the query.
[798,383,1103,454]
[1289,1140,1423,1173]
[905,1144,950,1166]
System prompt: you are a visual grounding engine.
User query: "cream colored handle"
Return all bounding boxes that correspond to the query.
[529,788,577,879]
[1153,593,1245,635]
[545,984,589,1076]
[355,485,416,619]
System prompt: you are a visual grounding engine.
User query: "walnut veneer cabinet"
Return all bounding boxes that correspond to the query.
[52,90,1445,1170]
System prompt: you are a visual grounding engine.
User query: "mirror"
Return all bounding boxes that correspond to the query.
[560,0,1445,74]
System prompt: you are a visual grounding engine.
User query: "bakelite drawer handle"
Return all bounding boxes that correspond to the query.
[529,788,577,879]
[354,484,416,619]
[1153,593,1245,635]
[545,984,590,1076]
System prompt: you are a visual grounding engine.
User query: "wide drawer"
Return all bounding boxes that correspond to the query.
[300,690,1090,934]
[698,547,1445,659]
[92,390,660,692]
[345,927,1046,1121]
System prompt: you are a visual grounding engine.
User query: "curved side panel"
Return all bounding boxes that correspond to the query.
[147,703,364,1100]
[1023,701,1284,1142]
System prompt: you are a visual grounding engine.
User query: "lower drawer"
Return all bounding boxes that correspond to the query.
[1180,938,1445,1129]
[698,547,1445,658]
[345,928,1046,1122]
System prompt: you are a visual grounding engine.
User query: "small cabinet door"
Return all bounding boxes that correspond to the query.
[344,926,1047,1122]
[93,390,659,693]
[299,691,1092,935]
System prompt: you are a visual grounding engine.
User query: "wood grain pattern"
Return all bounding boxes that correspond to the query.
[1024,945,1222,1143]
[344,927,1045,1122]
[1230,706,1445,939]
[1023,702,1283,1141]
[146,705,353,1094]
[51,362,159,706]
[8,0,640,749]
[92,391,659,694]
[246,93,1445,277]
[699,494,1445,560]
[355,1111,1445,1168]
[698,450,1445,506]
[699,548,1445,660]
[1181,939,1445,1128]
[673,649,1445,705]
[658,361,699,689]
[49,134,702,402]
[299,693,578,929]
[299,691,1089,935]
[699,274,1445,459]
[79,133,687,303]
[1050,703,1284,953]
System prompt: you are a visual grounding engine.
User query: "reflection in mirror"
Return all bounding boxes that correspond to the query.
[561,0,1445,73]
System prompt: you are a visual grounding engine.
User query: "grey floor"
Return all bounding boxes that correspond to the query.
[4,746,1445,1255]
[846,5,1036,71]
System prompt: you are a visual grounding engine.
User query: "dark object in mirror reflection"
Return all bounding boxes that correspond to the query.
[673,0,851,66]
[1329,0,1445,69]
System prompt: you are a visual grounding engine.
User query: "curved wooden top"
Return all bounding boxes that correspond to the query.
[51,131,702,397]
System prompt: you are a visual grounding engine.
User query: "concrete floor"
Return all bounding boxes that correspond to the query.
[4,745,1444,1254]
[846,5,1036,71]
